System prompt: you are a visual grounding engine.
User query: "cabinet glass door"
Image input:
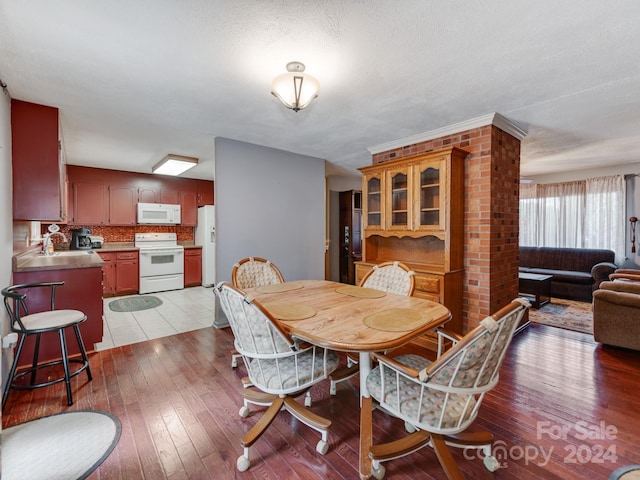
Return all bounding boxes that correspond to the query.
[365,176,382,229]
[415,160,445,230]
[390,171,409,227]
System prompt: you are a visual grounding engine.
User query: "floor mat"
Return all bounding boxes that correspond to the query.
[528,297,593,334]
[2,410,121,480]
[108,295,162,312]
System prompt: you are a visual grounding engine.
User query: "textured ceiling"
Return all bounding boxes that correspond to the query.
[1,1,639,181]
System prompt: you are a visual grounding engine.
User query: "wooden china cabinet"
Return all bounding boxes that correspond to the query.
[356,146,467,349]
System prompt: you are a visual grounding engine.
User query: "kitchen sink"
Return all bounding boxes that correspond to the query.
[51,250,96,256]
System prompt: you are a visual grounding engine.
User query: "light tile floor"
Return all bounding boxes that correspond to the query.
[96,286,216,350]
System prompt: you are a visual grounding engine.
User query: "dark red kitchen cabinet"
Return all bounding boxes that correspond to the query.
[12,267,104,366]
[98,252,117,296]
[109,185,136,225]
[184,247,202,286]
[11,99,67,221]
[115,251,139,294]
[197,180,214,206]
[73,182,108,224]
[138,187,158,203]
[65,165,215,226]
[160,189,179,204]
[181,191,198,226]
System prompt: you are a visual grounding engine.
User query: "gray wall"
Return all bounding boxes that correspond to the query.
[215,137,326,300]
[1,90,13,389]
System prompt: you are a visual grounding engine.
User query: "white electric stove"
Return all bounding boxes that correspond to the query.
[135,233,184,294]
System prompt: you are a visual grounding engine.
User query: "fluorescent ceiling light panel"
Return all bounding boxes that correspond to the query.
[152,154,198,176]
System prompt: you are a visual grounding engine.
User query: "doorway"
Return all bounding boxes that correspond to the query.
[338,190,362,284]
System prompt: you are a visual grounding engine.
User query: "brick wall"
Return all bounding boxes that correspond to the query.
[372,125,521,330]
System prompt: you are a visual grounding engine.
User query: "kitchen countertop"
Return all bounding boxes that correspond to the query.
[94,242,137,252]
[13,241,203,273]
[13,248,105,273]
[95,241,200,250]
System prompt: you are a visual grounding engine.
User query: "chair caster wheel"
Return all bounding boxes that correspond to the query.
[372,464,386,479]
[484,455,500,472]
[404,421,417,433]
[316,440,329,455]
[239,405,250,418]
[237,455,250,472]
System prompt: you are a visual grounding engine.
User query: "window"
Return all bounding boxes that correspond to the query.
[519,175,625,263]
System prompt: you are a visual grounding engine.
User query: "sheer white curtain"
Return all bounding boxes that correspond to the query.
[519,175,625,261]
[536,181,586,248]
[585,175,626,264]
[519,184,538,246]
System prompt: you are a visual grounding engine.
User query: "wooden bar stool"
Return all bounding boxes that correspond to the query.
[2,281,93,410]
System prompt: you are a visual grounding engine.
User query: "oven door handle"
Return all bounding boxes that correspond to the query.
[139,249,184,256]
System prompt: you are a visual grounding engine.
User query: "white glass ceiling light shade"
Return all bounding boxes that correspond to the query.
[271,61,319,112]
[152,154,198,176]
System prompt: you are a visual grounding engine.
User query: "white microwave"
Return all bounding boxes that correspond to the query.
[137,203,181,225]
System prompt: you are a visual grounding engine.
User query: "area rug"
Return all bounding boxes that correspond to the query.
[2,410,121,480]
[109,295,162,312]
[609,465,640,479]
[528,297,593,334]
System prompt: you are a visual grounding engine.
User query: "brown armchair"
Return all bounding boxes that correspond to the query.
[608,269,640,282]
[593,280,640,350]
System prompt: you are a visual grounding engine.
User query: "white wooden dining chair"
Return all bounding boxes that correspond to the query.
[330,261,415,395]
[214,282,339,472]
[365,298,529,479]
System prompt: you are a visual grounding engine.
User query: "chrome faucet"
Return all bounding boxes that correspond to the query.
[42,231,68,255]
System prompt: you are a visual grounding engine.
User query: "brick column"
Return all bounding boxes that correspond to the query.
[371,124,521,330]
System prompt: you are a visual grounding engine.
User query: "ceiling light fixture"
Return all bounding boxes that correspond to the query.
[152,154,198,176]
[271,61,319,112]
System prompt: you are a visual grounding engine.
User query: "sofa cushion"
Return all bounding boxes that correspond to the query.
[520,246,617,301]
[601,280,640,294]
[520,247,615,273]
[525,268,593,284]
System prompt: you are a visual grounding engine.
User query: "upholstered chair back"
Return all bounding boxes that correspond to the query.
[215,282,339,394]
[232,257,285,289]
[360,261,415,296]
[367,298,529,433]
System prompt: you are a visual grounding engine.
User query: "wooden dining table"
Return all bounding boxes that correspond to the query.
[246,279,452,479]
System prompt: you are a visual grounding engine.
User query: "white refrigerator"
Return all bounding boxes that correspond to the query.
[195,205,216,287]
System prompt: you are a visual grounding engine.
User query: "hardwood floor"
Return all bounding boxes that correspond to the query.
[3,323,640,479]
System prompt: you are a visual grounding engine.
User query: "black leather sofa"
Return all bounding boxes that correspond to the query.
[519,247,617,301]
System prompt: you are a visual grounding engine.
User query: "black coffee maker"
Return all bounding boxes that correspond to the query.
[70,228,92,250]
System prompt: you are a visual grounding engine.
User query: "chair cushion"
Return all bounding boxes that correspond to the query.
[223,290,294,354]
[17,310,86,332]
[366,354,477,430]
[247,349,339,393]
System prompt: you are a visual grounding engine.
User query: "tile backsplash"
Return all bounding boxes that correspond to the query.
[41,225,195,244]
